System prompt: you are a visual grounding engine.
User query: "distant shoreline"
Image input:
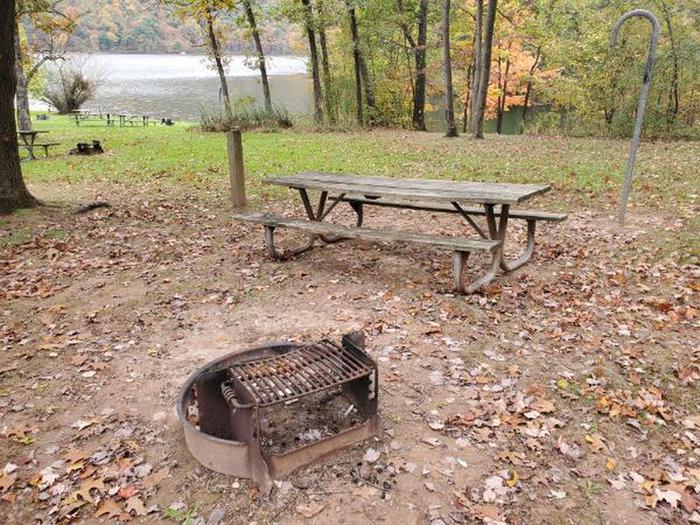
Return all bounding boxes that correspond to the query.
[64,51,307,58]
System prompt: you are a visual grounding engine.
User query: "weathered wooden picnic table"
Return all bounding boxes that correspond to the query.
[17,130,55,160]
[235,172,567,293]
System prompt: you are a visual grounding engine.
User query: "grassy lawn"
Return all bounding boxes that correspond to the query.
[20,114,699,211]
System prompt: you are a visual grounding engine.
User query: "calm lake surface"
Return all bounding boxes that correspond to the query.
[45,54,313,121]
[40,53,520,132]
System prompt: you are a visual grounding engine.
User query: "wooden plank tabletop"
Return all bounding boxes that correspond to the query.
[264,172,550,205]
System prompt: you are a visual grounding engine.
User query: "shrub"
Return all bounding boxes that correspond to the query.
[198,97,293,132]
[42,61,99,114]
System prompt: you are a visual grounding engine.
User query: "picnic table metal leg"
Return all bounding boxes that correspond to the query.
[485,203,536,272]
[261,188,324,258]
[349,201,363,227]
[22,137,36,161]
[298,189,350,244]
[452,204,507,293]
[498,219,536,272]
[453,249,501,294]
[264,225,315,260]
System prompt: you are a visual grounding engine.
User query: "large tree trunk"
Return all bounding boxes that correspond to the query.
[14,21,32,131]
[302,0,323,124]
[469,0,483,133]
[1,1,37,214]
[412,0,429,131]
[472,0,496,139]
[242,0,272,113]
[316,0,335,124]
[442,0,457,137]
[204,8,231,115]
[346,0,363,125]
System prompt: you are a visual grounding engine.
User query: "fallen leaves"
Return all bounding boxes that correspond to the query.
[74,478,106,504]
[1,423,37,445]
[0,473,17,492]
[125,496,147,516]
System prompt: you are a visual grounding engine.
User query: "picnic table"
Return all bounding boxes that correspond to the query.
[235,172,567,293]
[17,129,56,160]
[71,110,152,127]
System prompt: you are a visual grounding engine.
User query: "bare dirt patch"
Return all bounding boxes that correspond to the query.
[1,181,698,524]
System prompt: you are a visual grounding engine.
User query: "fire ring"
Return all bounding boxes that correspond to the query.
[177,332,381,494]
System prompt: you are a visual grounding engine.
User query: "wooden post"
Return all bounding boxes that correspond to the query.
[227,129,247,208]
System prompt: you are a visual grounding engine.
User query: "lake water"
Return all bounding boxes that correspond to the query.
[38,53,521,132]
[40,54,313,121]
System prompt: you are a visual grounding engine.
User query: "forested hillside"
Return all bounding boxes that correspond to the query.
[28,0,296,54]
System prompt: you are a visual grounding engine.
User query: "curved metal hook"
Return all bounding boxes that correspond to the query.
[610,9,660,225]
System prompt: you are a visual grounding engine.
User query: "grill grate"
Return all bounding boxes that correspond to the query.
[228,340,373,407]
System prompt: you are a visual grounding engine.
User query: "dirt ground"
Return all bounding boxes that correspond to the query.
[1,180,698,525]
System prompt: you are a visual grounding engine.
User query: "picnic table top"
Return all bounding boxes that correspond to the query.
[264,172,551,205]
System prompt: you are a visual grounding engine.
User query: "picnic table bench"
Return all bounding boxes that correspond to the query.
[234,172,567,293]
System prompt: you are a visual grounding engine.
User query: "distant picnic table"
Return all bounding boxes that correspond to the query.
[70,110,155,127]
[235,172,568,293]
[17,129,58,160]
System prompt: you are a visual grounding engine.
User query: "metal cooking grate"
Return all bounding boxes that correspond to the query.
[228,340,373,407]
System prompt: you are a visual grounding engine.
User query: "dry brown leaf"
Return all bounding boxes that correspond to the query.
[76,478,106,503]
[0,474,17,492]
[125,496,147,516]
[63,448,87,464]
[118,485,140,499]
[606,457,618,471]
[585,433,607,453]
[71,355,87,366]
[531,398,555,413]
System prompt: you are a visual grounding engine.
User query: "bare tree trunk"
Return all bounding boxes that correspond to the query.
[316,0,335,124]
[358,52,377,122]
[469,0,483,133]
[204,8,231,116]
[412,0,429,130]
[496,58,509,134]
[242,0,272,113]
[14,21,31,131]
[346,0,363,125]
[1,1,37,214]
[658,0,679,126]
[520,45,540,133]
[302,0,323,124]
[463,62,472,132]
[472,0,496,139]
[442,0,457,137]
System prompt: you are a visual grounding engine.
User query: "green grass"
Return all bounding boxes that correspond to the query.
[20,114,699,209]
